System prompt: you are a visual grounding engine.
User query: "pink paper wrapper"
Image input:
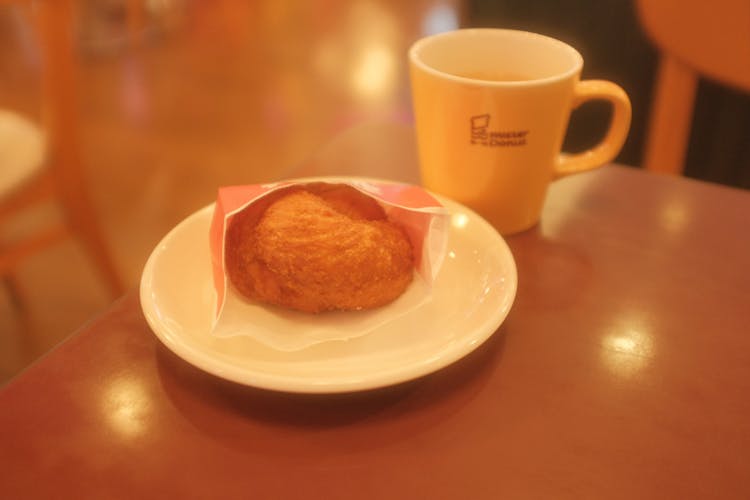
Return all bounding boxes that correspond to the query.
[208,179,449,350]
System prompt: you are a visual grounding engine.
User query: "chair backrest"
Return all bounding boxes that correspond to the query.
[0,0,81,199]
[34,0,85,202]
[635,0,750,174]
[1,0,123,297]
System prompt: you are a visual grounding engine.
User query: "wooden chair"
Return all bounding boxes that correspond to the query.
[0,0,124,301]
[635,0,750,175]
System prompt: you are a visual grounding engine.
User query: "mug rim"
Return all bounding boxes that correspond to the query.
[409,28,584,87]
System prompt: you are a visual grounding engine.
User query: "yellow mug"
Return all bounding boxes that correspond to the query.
[409,29,631,234]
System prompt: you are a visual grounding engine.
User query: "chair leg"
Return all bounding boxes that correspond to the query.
[1,273,39,359]
[72,217,125,299]
[2,273,26,312]
[61,192,125,299]
[643,55,698,175]
[78,230,125,299]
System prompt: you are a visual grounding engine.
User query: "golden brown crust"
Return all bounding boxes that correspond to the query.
[225,184,414,313]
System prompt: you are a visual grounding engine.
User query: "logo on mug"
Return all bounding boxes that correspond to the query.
[470,114,529,147]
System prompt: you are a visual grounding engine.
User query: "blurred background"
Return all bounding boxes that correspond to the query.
[1,0,748,384]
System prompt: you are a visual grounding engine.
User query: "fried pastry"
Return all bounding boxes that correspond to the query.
[225,184,414,313]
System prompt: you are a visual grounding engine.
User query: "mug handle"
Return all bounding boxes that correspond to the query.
[553,80,632,179]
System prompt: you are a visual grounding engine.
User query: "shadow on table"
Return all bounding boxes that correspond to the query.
[154,325,507,455]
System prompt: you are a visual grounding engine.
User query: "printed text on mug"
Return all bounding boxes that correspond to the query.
[470,114,529,147]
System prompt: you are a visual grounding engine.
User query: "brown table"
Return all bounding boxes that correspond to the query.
[2,162,749,499]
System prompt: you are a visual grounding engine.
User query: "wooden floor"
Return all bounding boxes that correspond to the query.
[0,0,464,384]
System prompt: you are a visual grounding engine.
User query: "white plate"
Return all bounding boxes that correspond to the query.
[140,183,517,394]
